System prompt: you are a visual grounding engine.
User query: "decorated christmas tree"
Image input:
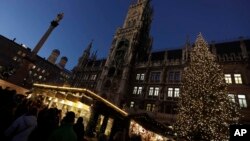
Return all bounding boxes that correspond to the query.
[174,33,240,141]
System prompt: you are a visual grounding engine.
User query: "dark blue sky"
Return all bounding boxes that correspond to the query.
[1,0,250,70]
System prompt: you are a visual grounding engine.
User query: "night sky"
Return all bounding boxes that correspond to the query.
[1,0,250,70]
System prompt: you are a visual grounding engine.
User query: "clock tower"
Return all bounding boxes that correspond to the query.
[96,0,153,106]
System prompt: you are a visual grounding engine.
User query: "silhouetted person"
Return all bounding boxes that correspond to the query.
[14,99,29,119]
[130,134,142,141]
[113,129,126,141]
[0,88,17,141]
[98,133,107,141]
[28,108,60,141]
[4,107,38,141]
[48,111,77,141]
[73,117,85,141]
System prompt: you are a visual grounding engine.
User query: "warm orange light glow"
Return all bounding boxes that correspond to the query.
[33,83,128,116]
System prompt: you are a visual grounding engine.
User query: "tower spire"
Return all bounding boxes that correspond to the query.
[84,39,93,54]
[90,50,98,61]
[76,40,94,68]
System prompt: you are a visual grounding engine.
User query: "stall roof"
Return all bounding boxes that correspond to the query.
[32,83,128,117]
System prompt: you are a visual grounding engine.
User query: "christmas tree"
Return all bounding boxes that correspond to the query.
[174,33,240,141]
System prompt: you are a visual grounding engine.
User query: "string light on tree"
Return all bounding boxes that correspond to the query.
[174,33,240,141]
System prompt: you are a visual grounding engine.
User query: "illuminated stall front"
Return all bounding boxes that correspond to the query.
[31,83,174,140]
[31,83,128,139]
[128,113,175,141]
[30,86,92,126]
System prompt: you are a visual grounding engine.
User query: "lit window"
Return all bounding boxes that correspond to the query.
[32,65,36,69]
[149,87,154,96]
[140,74,145,80]
[34,73,37,76]
[138,87,142,94]
[152,104,155,112]
[234,74,242,84]
[136,74,140,80]
[148,87,159,96]
[146,104,155,112]
[22,53,26,57]
[154,87,159,96]
[130,101,134,108]
[224,74,232,84]
[133,87,138,94]
[146,104,151,111]
[174,88,180,97]
[136,73,145,81]
[42,70,45,73]
[238,95,247,108]
[37,68,41,72]
[228,94,235,103]
[168,88,173,97]
[90,74,97,80]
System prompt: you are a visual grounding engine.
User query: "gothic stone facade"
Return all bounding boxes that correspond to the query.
[71,0,250,124]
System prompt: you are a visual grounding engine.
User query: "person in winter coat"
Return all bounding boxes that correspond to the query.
[48,111,77,141]
[73,117,85,141]
[4,107,38,141]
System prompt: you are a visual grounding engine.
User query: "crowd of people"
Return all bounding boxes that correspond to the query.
[0,87,143,141]
[0,87,86,141]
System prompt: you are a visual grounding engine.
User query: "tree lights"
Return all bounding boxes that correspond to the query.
[174,33,240,141]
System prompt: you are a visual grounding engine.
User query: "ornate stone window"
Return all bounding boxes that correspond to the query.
[133,86,142,94]
[150,72,160,82]
[168,71,181,82]
[90,74,97,80]
[238,94,247,108]
[148,87,159,96]
[146,104,155,112]
[148,87,154,96]
[224,74,232,84]
[174,88,180,97]
[234,74,242,84]
[168,88,173,97]
[136,73,145,81]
